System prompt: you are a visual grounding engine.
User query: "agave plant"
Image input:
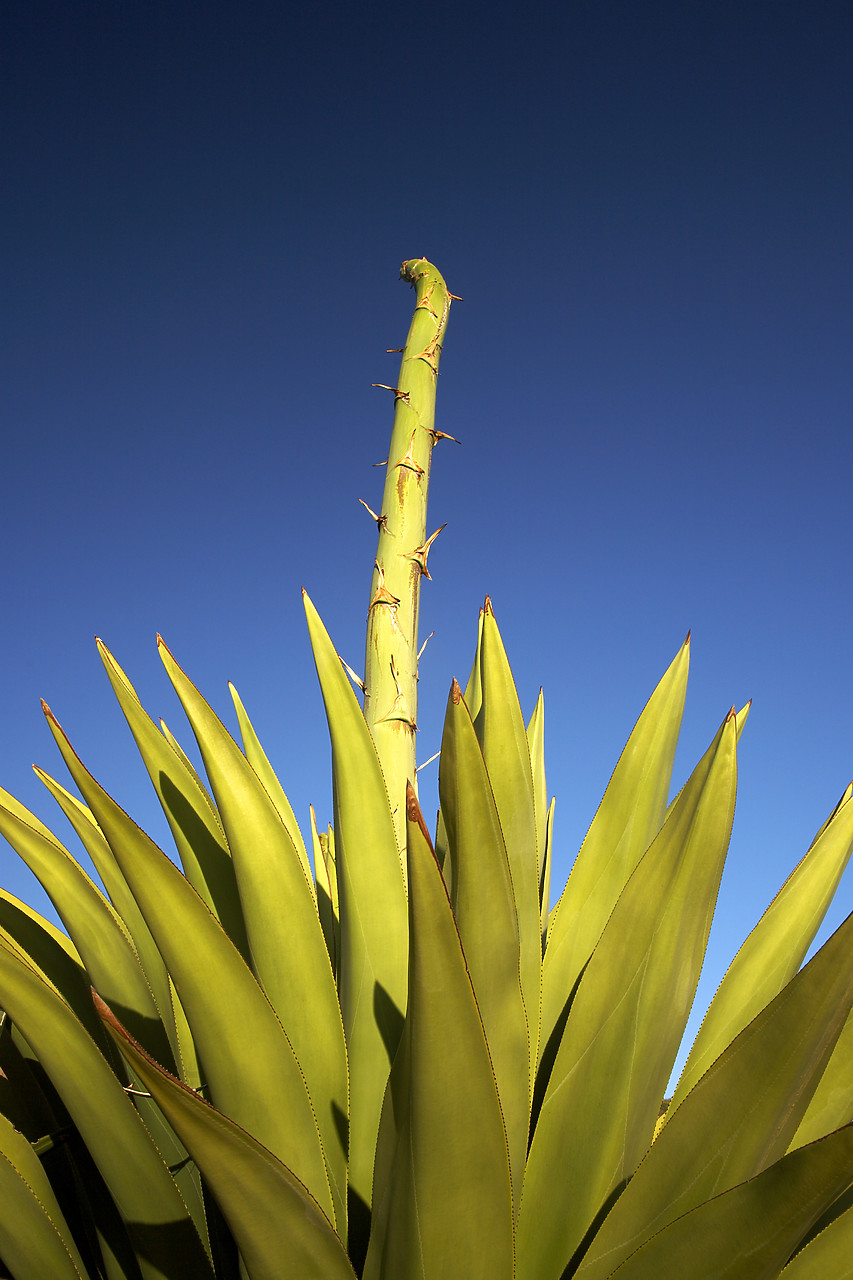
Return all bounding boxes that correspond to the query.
[1,258,853,1280]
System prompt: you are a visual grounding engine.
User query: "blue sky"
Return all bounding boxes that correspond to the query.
[3,1,852,1060]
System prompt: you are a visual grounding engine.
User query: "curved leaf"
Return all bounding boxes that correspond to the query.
[781,1202,853,1278]
[0,934,213,1280]
[97,641,250,960]
[0,1110,91,1280]
[158,638,348,1228]
[98,995,357,1280]
[608,1127,853,1280]
[577,908,853,1280]
[0,789,175,1070]
[42,702,336,1230]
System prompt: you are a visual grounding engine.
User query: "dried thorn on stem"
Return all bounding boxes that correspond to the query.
[377,653,417,730]
[405,524,446,579]
[368,561,401,614]
[359,498,389,532]
[393,431,425,479]
[371,383,412,407]
[339,657,366,693]
[427,428,460,446]
[417,631,434,663]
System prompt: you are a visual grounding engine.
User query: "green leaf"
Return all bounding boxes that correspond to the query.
[0,1110,92,1280]
[577,907,853,1280]
[42,702,337,1232]
[303,589,408,1222]
[311,806,339,979]
[97,995,357,1280]
[606,1127,853,1280]
[541,796,555,948]
[781,1202,853,1278]
[526,688,548,917]
[518,708,737,1280]
[0,788,176,1071]
[97,641,250,961]
[541,635,689,1081]
[0,887,92,1022]
[228,680,312,884]
[35,768,183,1072]
[158,637,348,1229]
[462,605,485,720]
[0,933,214,1280]
[668,779,853,1115]
[473,601,541,1088]
[363,787,514,1280]
[438,679,530,1204]
[791,1002,853,1148]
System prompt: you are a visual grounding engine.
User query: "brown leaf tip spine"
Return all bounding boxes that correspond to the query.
[726,705,737,722]
[450,678,463,704]
[483,595,494,616]
[405,782,436,851]
[685,630,691,646]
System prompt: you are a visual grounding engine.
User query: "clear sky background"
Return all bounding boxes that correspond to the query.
[3,1,852,1068]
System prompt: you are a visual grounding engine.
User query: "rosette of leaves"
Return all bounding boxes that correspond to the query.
[1,261,853,1280]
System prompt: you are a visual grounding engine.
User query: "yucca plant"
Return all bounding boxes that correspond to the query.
[1,258,853,1280]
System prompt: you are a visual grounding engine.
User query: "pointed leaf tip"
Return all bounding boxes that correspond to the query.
[451,679,463,704]
[726,705,737,722]
[685,629,691,645]
[483,595,494,615]
[406,783,435,850]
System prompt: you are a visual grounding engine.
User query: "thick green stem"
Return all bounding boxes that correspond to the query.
[364,259,453,854]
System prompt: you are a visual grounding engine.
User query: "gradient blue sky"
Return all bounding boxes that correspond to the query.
[3,1,852,1061]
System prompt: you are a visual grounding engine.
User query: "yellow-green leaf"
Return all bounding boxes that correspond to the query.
[303,589,408,1225]
[98,995,357,1280]
[158,638,348,1229]
[229,680,312,885]
[0,934,213,1280]
[42,702,336,1230]
[438,679,529,1204]
[668,779,853,1116]
[97,641,250,960]
[0,1110,91,1280]
[606,1128,853,1280]
[473,601,541,1089]
[577,908,853,1280]
[363,787,514,1280]
[541,636,689,1083]
[518,709,737,1280]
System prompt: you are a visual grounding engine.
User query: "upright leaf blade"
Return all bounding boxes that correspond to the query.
[303,589,408,1228]
[97,641,250,960]
[42,703,337,1230]
[668,780,853,1115]
[438,679,529,1203]
[541,636,690,1075]
[518,709,737,1280]
[474,601,541,1089]
[578,908,853,1280]
[363,787,514,1280]
[158,638,348,1229]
